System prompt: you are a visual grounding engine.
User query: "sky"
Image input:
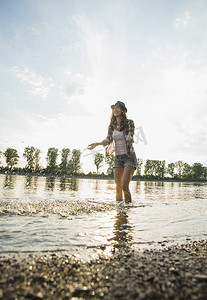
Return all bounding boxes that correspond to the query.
[0,0,207,173]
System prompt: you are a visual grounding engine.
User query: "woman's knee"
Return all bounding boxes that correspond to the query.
[122,182,129,192]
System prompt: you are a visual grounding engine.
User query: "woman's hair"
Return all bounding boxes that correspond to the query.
[108,108,128,133]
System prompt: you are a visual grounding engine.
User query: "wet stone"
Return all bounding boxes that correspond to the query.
[194,274,207,282]
[0,240,207,299]
[26,292,44,299]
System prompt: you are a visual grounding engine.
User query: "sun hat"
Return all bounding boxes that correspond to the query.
[111,101,127,112]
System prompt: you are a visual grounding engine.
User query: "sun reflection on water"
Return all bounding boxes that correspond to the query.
[1,174,207,260]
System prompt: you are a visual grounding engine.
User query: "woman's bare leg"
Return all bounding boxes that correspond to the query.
[114,167,124,201]
[122,166,135,203]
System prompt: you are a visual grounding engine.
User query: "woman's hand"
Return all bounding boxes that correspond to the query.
[126,133,133,142]
[87,143,98,150]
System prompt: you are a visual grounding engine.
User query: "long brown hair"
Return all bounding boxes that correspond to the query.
[108,109,128,133]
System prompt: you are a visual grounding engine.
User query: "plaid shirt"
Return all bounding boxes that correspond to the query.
[104,119,135,156]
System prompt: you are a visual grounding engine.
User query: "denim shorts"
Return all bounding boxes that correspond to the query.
[113,153,137,169]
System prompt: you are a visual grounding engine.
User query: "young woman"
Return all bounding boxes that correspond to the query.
[88,101,137,204]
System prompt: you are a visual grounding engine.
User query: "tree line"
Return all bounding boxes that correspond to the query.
[0,147,82,175]
[0,147,207,181]
[136,159,207,181]
[0,146,113,176]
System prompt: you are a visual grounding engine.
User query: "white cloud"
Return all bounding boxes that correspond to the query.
[11,66,54,98]
[175,10,194,28]
[2,0,207,170]
[72,13,108,76]
[9,65,91,117]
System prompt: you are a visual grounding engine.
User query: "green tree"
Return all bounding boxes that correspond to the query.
[144,159,166,179]
[34,148,41,171]
[23,146,41,171]
[144,159,154,178]
[203,167,207,180]
[94,153,104,174]
[192,163,204,180]
[68,149,81,174]
[167,163,175,178]
[156,160,166,178]
[182,163,192,180]
[4,148,19,169]
[136,158,143,177]
[46,148,59,174]
[175,160,185,178]
[105,155,114,176]
[59,148,71,174]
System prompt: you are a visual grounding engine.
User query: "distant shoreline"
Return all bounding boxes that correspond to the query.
[1,170,207,184]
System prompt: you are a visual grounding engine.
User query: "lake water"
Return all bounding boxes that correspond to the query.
[0,174,207,260]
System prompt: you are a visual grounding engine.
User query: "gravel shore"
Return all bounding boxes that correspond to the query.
[1,240,207,300]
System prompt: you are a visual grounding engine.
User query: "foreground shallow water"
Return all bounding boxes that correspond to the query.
[0,174,207,260]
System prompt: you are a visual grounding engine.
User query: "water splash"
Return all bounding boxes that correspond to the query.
[0,198,116,217]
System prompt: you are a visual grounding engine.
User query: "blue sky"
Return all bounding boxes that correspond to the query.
[1,0,207,172]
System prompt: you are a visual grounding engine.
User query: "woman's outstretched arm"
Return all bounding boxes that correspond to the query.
[88,139,108,150]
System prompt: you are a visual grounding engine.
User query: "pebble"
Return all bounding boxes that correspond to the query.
[0,239,207,299]
[194,274,207,282]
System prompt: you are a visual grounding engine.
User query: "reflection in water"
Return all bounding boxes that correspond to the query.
[95,180,100,193]
[135,181,141,194]
[193,187,205,199]
[109,208,133,248]
[1,174,207,259]
[25,176,32,189]
[143,181,168,201]
[59,178,79,191]
[24,176,38,190]
[3,175,16,189]
[105,180,115,192]
[144,181,154,195]
[45,176,56,191]
[70,178,79,191]
[59,177,67,191]
[144,181,164,187]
